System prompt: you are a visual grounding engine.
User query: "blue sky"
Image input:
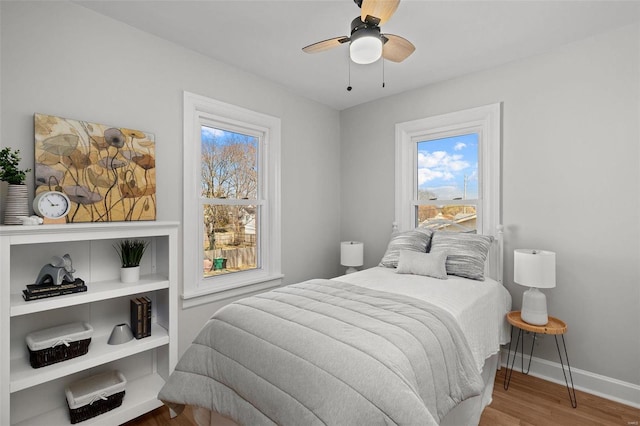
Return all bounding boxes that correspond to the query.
[202,126,225,143]
[417,133,478,200]
[201,126,257,147]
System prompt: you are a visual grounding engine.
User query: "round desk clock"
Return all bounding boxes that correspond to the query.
[33,191,71,223]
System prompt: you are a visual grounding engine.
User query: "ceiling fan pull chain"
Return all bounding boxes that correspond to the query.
[382,58,386,88]
[347,54,353,91]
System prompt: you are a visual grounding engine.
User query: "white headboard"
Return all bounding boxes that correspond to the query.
[393,222,504,284]
[487,224,504,284]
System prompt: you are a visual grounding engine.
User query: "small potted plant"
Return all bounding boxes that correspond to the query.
[0,147,31,225]
[114,239,149,283]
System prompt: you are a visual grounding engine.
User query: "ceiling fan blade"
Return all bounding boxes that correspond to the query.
[382,34,415,62]
[302,36,349,54]
[360,0,400,25]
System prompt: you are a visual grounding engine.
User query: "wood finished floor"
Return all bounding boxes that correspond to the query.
[124,369,640,426]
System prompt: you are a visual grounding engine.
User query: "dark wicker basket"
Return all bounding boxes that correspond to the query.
[67,390,125,424]
[28,338,91,369]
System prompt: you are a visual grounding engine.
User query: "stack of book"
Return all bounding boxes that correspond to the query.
[22,279,87,301]
[130,297,152,339]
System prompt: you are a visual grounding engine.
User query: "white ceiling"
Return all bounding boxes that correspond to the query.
[75,1,640,111]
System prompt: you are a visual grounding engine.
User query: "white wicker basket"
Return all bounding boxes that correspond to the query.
[65,370,127,423]
[25,322,93,368]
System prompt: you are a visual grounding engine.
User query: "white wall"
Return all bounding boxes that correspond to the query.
[3,0,639,404]
[0,1,342,354]
[341,23,640,389]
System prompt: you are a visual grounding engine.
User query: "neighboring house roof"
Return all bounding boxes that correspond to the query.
[420,213,477,232]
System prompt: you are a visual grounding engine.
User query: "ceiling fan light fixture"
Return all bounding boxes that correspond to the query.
[349,26,382,64]
[302,2,414,67]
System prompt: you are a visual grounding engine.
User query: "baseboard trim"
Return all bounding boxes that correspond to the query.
[500,349,640,409]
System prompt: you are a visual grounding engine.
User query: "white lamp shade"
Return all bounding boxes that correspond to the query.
[515,249,556,325]
[341,241,364,267]
[514,249,556,289]
[350,36,382,64]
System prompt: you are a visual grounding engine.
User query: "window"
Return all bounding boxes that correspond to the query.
[395,103,501,235]
[416,133,479,233]
[183,92,281,305]
[201,126,259,277]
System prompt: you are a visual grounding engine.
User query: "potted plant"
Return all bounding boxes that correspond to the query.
[114,239,149,283]
[0,147,31,225]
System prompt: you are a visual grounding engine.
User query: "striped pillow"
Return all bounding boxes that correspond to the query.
[378,228,433,268]
[429,231,494,281]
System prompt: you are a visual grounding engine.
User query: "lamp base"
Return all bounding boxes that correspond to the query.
[521,287,549,325]
[345,267,359,274]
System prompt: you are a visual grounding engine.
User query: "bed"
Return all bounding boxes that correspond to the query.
[159,226,512,425]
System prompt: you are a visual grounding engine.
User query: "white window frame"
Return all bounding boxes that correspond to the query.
[183,92,282,306]
[395,103,501,235]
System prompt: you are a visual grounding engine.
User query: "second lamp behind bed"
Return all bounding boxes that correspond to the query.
[341,241,364,274]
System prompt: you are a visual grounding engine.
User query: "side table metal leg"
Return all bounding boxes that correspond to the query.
[504,326,522,390]
[554,334,578,408]
[523,332,535,374]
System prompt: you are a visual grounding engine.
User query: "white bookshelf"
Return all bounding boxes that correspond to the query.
[0,221,178,425]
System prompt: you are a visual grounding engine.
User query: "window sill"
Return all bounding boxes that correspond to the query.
[181,274,284,308]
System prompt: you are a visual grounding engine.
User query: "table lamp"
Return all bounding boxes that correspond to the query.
[341,241,363,274]
[514,249,556,325]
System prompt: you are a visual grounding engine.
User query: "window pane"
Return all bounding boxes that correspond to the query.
[417,204,477,233]
[203,204,258,278]
[201,126,258,200]
[417,134,478,201]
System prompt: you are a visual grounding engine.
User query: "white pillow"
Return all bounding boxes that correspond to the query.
[396,250,448,279]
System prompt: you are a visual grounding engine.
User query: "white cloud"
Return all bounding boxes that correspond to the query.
[454,142,466,151]
[448,158,468,172]
[417,150,470,184]
[418,168,454,186]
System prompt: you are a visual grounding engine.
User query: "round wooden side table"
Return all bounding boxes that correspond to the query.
[503,311,577,408]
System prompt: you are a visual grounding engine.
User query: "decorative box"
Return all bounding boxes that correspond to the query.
[25,322,93,368]
[65,370,127,424]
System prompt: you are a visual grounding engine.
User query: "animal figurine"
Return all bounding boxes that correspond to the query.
[35,254,76,286]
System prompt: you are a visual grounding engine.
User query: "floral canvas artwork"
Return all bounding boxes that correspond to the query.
[34,113,156,222]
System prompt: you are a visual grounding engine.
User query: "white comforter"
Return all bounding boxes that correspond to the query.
[159,279,486,425]
[334,267,512,371]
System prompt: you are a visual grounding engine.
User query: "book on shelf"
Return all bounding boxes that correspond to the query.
[129,296,152,339]
[130,298,144,339]
[25,278,85,294]
[139,297,148,338]
[142,296,152,337]
[22,284,87,301]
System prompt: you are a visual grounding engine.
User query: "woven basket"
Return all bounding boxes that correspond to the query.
[26,322,93,368]
[67,390,125,424]
[29,338,91,369]
[66,370,127,424]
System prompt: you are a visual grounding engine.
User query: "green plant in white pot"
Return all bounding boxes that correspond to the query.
[114,239,149,283]
[0,147,31,225]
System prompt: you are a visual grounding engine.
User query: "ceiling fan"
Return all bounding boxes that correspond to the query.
[302,0,415,65]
